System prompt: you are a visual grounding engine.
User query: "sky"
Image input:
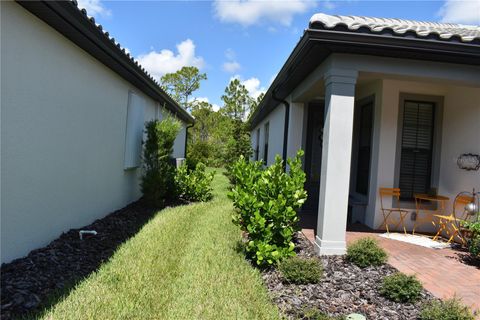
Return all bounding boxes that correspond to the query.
[76,0,480,110]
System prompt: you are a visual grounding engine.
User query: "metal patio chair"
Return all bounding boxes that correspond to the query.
[378,188,408,234]
[432,195,475,244]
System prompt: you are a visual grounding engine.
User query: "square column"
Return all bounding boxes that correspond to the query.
[315,70,357,255]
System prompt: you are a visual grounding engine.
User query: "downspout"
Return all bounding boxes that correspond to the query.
[184,123,194,159]
[272,88,290,170]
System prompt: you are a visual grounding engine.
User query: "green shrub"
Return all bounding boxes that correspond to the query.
[187,140,213,167]
[228,150,307,267]
[462,220,480,259]
[141,118,181,206]
[224,120,253,184]
[420,298,475,320]
[346,237,387,268]
[380,272,422,303]
[175,163,215,202]
[278,256,323,284]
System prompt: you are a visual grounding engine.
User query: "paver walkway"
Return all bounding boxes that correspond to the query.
[302,229,480,313]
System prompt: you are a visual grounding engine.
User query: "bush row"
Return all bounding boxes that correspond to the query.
[228,150,307,267]
[140,118,214,206]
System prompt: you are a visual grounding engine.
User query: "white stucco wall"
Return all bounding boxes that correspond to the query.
[0,2,187,263]
[250,103,286,165]
[365,79,480,231]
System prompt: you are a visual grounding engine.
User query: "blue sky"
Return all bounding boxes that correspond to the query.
[77,0,480,110]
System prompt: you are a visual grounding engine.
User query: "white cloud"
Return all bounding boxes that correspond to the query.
[437,0,480,25]
[222,48,241,73]
[213,0,316,27]
[232,76,266,99]
[191,97,221,112]
[223,61,241,73]
[76,0,111,17]
[137,39,205,80]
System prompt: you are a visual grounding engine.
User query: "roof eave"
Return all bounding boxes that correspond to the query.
[249,29,480,129]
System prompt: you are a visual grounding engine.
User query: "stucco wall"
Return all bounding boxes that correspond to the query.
[366,79,480,231]
[0,2,187,263]
[250,103,286,165]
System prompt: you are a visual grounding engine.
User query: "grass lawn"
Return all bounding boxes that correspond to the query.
[39,169,280,320]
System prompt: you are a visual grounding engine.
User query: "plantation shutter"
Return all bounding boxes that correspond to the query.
[399,101,435,200]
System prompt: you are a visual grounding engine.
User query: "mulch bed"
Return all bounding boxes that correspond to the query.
[262,232,437,320]
[1,199,179,320]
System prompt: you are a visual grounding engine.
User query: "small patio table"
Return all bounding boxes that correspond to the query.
[413,194,449,235]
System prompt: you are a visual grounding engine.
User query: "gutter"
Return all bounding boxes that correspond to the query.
[272,88,290,169]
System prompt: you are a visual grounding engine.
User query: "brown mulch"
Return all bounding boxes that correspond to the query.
[1,199,181,320]
[262,232,437,320]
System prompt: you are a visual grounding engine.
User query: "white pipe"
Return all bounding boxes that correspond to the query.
[79,230,97,240]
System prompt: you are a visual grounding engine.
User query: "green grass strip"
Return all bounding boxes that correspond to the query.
[40,169,279,320]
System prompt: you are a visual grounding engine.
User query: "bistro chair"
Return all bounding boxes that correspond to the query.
[378,188,408,234]
[432,195,475,244]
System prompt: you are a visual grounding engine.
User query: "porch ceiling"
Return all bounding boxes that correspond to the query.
[294,70,480,103]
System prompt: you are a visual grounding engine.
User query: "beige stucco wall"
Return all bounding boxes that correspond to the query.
[0,2,187,263]
[250,103,286,165]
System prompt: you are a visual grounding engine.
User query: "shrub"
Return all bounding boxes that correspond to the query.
[346,237,387,268]
[462,220,480,259]
[278,256,323,284]
[224,120,253,184]
[187,140,213,168]
[141,118,181,206]
[420,298,475,320]
[175,163,215,202]
[380,272,422,303]
[228,150,307,267]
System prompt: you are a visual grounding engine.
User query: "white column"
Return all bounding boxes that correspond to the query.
[315,69,357,255]
[286,102,304,159]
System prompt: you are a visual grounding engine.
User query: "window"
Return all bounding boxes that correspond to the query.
[255,128,260,161]
[124,92,145,169]
[398,100,435,200]
[263,122,269,164]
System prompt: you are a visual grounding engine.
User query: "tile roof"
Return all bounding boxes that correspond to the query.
[310,13,480,43]
[70,1,159,86]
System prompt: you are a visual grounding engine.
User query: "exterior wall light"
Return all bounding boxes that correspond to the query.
[457,153,480,171]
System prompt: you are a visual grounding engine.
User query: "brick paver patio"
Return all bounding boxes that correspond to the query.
[302,229,480,313]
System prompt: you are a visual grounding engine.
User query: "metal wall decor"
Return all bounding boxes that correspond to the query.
[457,153,480,171]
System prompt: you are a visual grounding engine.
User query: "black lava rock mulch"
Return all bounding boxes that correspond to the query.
[1,200,172,320]
[262,233,437,320]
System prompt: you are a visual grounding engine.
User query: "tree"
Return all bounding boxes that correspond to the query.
[187,100,232,167]
[220,79,253,171]
[221,78,254,121]
[160,66,207,111]
[249,92,265,120]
